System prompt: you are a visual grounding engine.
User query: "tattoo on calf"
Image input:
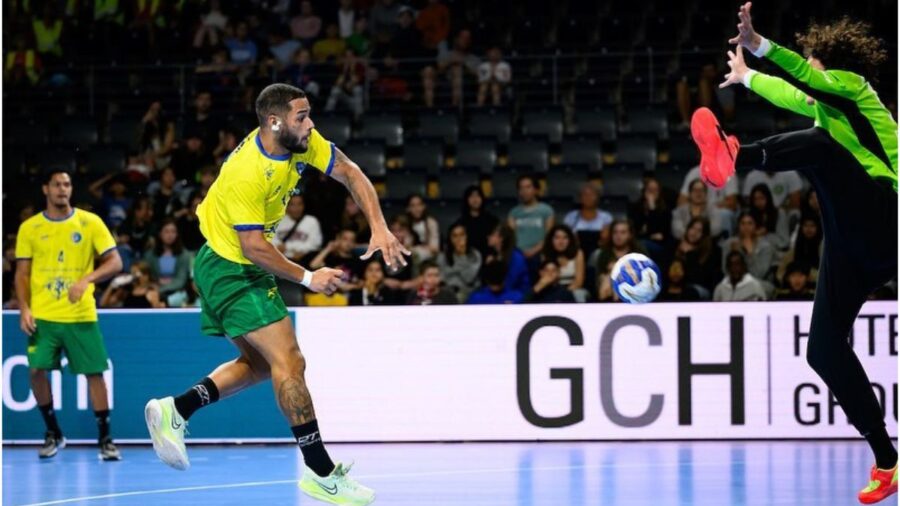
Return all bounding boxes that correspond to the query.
[277,377,316,425]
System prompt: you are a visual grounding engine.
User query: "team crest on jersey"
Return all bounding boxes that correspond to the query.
[71,232,82,244]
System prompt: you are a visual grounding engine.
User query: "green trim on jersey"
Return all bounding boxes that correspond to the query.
[749,40,898,191]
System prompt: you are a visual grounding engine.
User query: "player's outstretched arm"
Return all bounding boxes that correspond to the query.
[720,46,815,118]
[328,147,411,268]
[728,1,853,100]
[238,229,343,294]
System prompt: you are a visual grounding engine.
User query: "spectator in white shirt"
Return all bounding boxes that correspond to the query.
[713,251,768,301]
[336,0,356,38]
[671,178,727,239]
[742,170,803,210]
[272,194,323,262]
[477,46,512,107]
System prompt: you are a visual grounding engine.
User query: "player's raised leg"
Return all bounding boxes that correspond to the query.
[241,317,374,506]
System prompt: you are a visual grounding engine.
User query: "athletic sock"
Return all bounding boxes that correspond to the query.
[173,377,220,421]
[38,402,62,437]
[292,420,335,477]
[865,426,899,469]
[95,410,111,442]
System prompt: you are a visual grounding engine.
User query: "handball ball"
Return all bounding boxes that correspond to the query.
[611,253,661,304]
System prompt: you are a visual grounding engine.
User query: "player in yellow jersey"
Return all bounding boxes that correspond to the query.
[15,170,124,461]
[145,83,408,506]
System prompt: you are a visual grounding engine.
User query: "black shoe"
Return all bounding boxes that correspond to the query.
[39,431,65,459]
[98,437,122,461]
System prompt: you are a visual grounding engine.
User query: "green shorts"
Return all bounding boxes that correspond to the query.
[194,243,289,338]
[28,320,109,374]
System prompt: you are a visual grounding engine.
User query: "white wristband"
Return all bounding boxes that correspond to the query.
[752,36,771,58]
[300,269,313,288]
[742,69,758,89]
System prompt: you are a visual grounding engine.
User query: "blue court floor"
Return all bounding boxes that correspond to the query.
[3,441,876,505]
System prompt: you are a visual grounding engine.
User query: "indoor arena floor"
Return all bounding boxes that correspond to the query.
[3,441,876,505]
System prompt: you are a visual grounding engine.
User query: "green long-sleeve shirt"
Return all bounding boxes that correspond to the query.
[745,38,898,192]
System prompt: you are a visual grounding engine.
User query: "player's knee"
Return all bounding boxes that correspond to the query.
[273,350,306,378]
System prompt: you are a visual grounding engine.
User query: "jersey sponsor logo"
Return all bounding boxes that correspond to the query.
[45,277,72,300]
[71,232,82,244]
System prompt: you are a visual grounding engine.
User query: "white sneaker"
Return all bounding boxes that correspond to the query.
[298,462,375,505]
[144,397,189,470]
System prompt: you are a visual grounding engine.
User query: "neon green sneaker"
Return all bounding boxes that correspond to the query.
[298,462,375,505]
[144,397,189,471]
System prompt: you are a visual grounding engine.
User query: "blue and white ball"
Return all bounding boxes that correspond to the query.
[611,253,662,304]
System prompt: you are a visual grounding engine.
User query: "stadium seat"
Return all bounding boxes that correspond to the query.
[417,110,460,145]
[490,170,523,199]
[87,145,127,175]
[654,163,690,202]
[545,165,591,199]
[574,107,617,141]
[667,134,699,167]
[403,141,444,175]
[385,171,428,200]
[507,138,549,173]
[560,138,603,171]
[735,106,776,136]
[58,117,99,148]
[454,139,497,174]
[314,115,352,147]
[438,168,481,200]
[356,114,403,147]
[601,164,644,202]
[428,199,463,234]
[468,110,512,144]
[615,134,657,169]
[626,107,669,140]
[345,141,386,177]
[106,116,141,150]
[522,109,564,144]
[487,198,518,221]
[7,122,49,147]
[36,148,78,172]
[601,195,631,220]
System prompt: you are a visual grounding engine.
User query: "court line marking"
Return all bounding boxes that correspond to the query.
[15,462,698,506]
[15,457,863,506]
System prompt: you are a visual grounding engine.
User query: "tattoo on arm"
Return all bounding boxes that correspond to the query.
[277,377,316,426]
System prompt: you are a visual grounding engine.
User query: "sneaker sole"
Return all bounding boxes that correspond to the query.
[144,399,189,471]
[859,483,898,504]
[690,107,734,188]
[298,481,375,506]
[38,438,66,459]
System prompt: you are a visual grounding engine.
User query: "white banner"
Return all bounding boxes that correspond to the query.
[297,302,898,441]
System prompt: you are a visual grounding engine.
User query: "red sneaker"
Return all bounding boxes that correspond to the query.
[690,107,739,189]
[859,464,898,504]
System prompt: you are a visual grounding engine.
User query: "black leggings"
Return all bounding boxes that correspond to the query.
[738,127,898,437]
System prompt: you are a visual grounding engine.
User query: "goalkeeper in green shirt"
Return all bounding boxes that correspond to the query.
[691,4,898,504]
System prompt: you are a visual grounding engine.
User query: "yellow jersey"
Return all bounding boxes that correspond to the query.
[197,127,335,264]
[15,208,117,322]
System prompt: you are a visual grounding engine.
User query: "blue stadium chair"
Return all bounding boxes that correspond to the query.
[560,137,604,171]
[468,109,512,144]
[626,107,669,140]
[545,165,591,200]
[417,110,460,145]
[345,141,386,177]
[601,164,645,202]
[615,134,658,170]
[574,107,617,141]
[522,109,564,144]
[454,139,497,174]
[507,138,549,173]
[385,171,428,201]
[356,114,403,147]
[314,114,352,147]
[403,141,444,175]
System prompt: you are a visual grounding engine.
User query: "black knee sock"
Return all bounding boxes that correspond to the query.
[736,143,765,170]
[292,420,335,477]
[864,426,898,469]
[38,403,62,436]
[95,410,110,442]
[173,377,220,421]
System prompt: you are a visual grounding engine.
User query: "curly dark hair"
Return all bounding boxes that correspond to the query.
[796,17,887,81]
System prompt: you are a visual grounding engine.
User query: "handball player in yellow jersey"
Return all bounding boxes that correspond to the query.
[15,170,124,461]
[145,84,408,505]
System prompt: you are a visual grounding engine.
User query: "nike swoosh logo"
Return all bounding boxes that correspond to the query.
[171,417,182,430]
[315,481,338,495]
